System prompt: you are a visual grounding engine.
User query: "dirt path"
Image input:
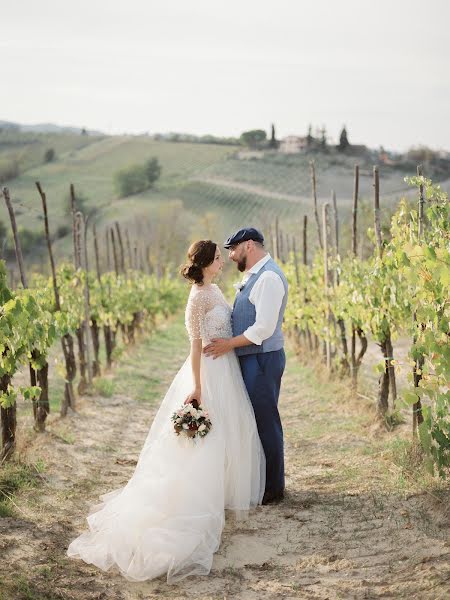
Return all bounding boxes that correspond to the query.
[1,316,449,600]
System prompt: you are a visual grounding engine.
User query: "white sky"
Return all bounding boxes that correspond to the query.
[2,0,449,151]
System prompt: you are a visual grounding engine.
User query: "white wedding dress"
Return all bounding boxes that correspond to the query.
[67,283,265,583]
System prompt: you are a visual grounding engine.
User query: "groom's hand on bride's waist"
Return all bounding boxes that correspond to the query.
[203,338,233,359]
[203,334,253,359]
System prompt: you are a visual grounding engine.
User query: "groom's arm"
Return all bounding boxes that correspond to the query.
[242,272,285,345]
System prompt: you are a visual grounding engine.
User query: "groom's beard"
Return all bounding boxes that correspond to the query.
[237,255,247,272]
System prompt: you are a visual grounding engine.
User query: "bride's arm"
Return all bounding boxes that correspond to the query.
[185,339,202,404]
[184,290,206,404]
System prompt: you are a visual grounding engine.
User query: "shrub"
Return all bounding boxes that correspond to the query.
[44,148,55,163]
[406,145,439,163]
[240,129,267,148]
[55,224,70,239]
[1,226,43,260]
[0,158,19,184]
[114,157,162,198]
[144,157,162,186]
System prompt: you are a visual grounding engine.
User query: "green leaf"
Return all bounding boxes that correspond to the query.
[403,390,420,406]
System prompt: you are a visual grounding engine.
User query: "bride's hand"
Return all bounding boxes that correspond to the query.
[184,389,201,405]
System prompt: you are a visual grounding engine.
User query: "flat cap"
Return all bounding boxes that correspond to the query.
[223,227,264,249]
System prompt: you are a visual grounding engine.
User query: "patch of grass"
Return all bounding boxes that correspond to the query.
[94,377,115,398]
[36,565,53,580]
[390,438,424,472]
[54,430,75,445]
[0,575,65,600]
[34,458,47,473]
[379,437,450,496]
[0,499,15,517]
[0,462,42,517]
[113,314,189,404]
[0,462,41,497]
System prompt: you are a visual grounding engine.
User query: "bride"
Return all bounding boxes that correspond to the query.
[66,240,265,583]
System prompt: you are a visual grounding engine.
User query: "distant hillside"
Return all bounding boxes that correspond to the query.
[0,119,103,136]
[1,129,448,270]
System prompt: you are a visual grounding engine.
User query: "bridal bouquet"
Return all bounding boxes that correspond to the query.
[171,399,212,439]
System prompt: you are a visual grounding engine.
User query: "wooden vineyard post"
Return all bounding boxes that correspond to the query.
[373,165,388,415]
[352,165,359,257]
[351,165,359,386]
[2,188,27,288]
[102,229,114,368]
[125,229,133,270]
[132,239,138,271]
[106,229,112,272]
[291,236,303,346]
[36,181,77,417]
[91,224,102,376]
[292,237,300,287]
[114,221,125,273]
[76,212,93,388]
[110,228,120,277]
[145,244,152,274]
[322,203,331,371]
[332,190,349,374]
[137,242,145,273]
[126,230,142,342]
[2,187,50,432]
[302,215,313,351]
[73,202,88,395]
[110,226,127,344]
[412,165,425,436]
[373,167,383,257]
[349,165,367,389]
[310,161,323,250]
[274,217,280,262]
[278,225,284,263]
[133,243,139,272]
[331,190,338,271]
[93,224,101,281]
[373,167,397,416]
[303,215,308,266]
[70,184,81,267]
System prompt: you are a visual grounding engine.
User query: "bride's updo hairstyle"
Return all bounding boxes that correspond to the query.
[180,240,217,286]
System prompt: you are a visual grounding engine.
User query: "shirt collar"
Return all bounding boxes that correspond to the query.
[246,253,271,276]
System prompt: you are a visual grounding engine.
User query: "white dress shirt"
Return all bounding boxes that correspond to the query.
[236,254,286,346]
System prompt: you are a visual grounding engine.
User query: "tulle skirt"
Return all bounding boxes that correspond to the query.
[66,350,265,583]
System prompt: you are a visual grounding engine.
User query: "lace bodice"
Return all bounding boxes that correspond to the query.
[185,283,232,343]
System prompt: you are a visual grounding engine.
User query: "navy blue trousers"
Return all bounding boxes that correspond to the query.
[238,349,286,496]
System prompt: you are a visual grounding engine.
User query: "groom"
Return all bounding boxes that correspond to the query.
[203,227,288,504]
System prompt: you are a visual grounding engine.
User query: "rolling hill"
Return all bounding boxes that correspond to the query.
[1,129,448,270]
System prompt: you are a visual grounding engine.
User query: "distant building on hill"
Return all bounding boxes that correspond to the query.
[279,136,308,154]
